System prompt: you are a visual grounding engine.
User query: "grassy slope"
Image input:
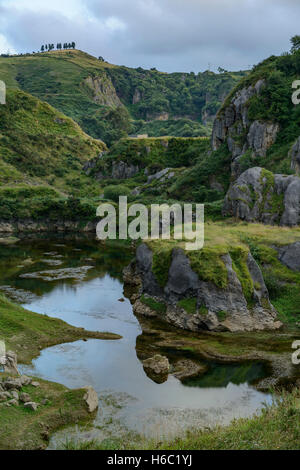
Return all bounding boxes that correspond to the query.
[0,88,105,190]
[0,50,246,143]
[0,88,108,221]
[0,294,121,364]
[0,376,95,450]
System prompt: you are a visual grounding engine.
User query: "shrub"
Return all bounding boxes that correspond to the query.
[103,185,132,203]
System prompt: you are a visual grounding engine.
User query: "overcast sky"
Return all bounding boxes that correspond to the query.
[0,0,298,72]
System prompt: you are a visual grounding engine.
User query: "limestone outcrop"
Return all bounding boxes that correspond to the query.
[211,79,280,178]
[290,137,300,175]
[124,243,282,333]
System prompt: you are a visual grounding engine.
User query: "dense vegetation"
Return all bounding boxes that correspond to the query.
[107,66,246,121]
[100,136,210,170]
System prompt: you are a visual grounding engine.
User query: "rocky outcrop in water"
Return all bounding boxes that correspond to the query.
[142,355,170,383]
[124,243,281,333]
[223,167,300,226]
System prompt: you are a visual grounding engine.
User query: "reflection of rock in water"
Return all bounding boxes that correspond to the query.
[20,266,93,282]
[172,359,208,381]
[132,309,268,387]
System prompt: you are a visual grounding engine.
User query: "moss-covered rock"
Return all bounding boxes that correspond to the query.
[223,166,300,226]
[125,232,282,333]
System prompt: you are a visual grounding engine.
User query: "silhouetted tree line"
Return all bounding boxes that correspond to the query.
[41,42,76,52]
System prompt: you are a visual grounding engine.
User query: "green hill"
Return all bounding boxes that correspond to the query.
[0,49,246,145]
[0,88,106,188]
[0,88,107,223]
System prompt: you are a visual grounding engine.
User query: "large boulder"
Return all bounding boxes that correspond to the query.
[247,121,279,158]
[223,167,300,226]
[276,242,300,272]
[142,355,170,375]
[211,79,282,179]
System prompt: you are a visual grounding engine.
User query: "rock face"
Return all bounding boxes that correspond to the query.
[84,74,122,107]
[132,88,143,104]
[247,121,280,158]
[124,243,281,333]
[212,80,265,150]
[111,160,140,179]
[223,167,300,226]
[276,242,300,272]
[84,156,140,181]
[290,137,300,175]
[211,79,280,178]
[2,351,20,375]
